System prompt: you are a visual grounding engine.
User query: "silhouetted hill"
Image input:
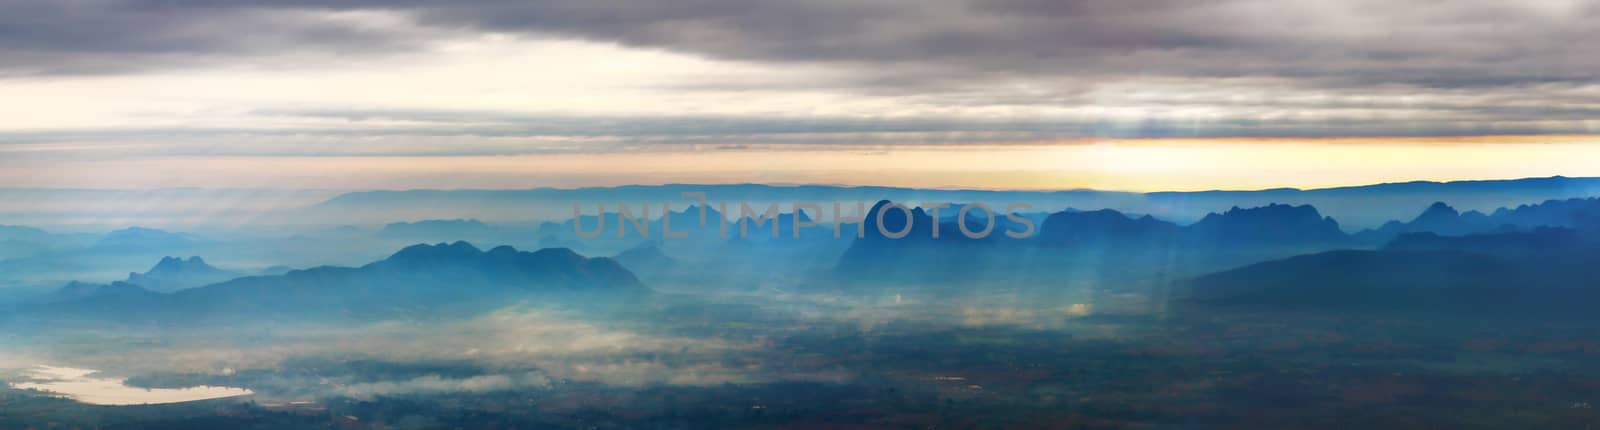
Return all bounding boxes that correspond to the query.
[610,242,681,283]
[90,227,201,253]
[539,203,838,258]
[379,219,499,240]
[1490,197,1600,233]
[546,204,825,241]
[1357,202,1495,241]
[1034,204,1349,251]
[832,200,1360,286]
[259,265,296,276]
[858,200,937,241]
[613,243,676,273]
[44,281,159,304]
[124,256,241,293]
[1038,210,1181,247]
[1356,198,1600,243]
[356,242,642,291]
[1415,202,1486,232]
[310,176,1600,228]
[1383,227,1588,259]
[33,242,646,322]
[833,200,1012,283]
[0,226,60,259]
[539,205,728,248]
[0,225,52,242]
[1185,204,1347,247]
[1183,228,1600,316]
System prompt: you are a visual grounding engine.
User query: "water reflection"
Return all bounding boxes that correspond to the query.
[10,365,252,405]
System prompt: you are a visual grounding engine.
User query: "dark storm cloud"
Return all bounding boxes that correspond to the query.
[0,0,434,75]
[5,0,1598,89]
[2,0,1598,141]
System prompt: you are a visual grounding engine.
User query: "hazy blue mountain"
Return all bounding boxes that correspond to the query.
[545,204,819,241]
[833,200,1359,287]
[0,227,212,289]
[539,205,733,255]
[43,281,160,304]
[1038,209,1182,248]
[379,219,500,240]
[834,200,1021,284]
[1486,197,1600,233]
[610,243,680,283]
[29,242,646,323]
[124,256,241,293]
[5,177,1598,231]
[90,227,202,253]
[1355,197,1600,242]
[1183,228,1600,316]
[0,225,52,242]
[0,225,90,259]
[1143,176,1600,227]
[937,203,1051,227]
[1415,202,1490,232]
[1184,204,1347,247]
[1382,227,1588,256]
[613,243,676,272]
[259,265,296,276]
[541,204,850,262]
[1035,203,1346,250]
[1357,202,1495,241]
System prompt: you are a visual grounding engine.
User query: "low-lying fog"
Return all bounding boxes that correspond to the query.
[2,288,1117,403]
[10,366,252,405]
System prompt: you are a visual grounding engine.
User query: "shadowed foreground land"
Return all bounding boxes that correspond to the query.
[4,290,1600,430]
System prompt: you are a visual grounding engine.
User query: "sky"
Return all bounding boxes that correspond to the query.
[3,0,1600,191]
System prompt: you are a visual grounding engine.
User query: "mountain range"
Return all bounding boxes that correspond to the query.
[24,242,645,324]
[305,176,1600,229]
[1355,197,1600,241]
[124,256,241,293]
[832,200,1355,285]
[1182,227,1600,316]
[831,193,1600,287]
[12,177,1600,321]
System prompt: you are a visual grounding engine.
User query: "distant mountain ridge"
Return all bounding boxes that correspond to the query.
[380,219,499,240]
[1186,204,1346,246]
[834,200,1354,285]
[834,200,1016,281]
[0,225,62,260]
[0,225,52,242]
[28,242,646,323]
[90,227,202,252]
[1182,227,1600,316]
[124,256,240,293]
[44,281,158,304]
[306,176,1600,228]
[1356,197,1600,242]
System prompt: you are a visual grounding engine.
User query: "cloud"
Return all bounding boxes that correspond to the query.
[10,306,855,398]
[7,102,1600,159]
[0,2,447,76]
[334,372,552,400]
[1,0,1599,146]
[9,0,1595,90]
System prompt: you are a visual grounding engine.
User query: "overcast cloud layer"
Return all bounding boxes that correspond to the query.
[1,0,1598,159]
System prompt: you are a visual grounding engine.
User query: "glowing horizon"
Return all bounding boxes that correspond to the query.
[4,135,1599,192]
[3,2,1599,192]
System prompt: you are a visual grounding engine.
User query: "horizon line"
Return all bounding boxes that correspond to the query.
[0,175,1590,196]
